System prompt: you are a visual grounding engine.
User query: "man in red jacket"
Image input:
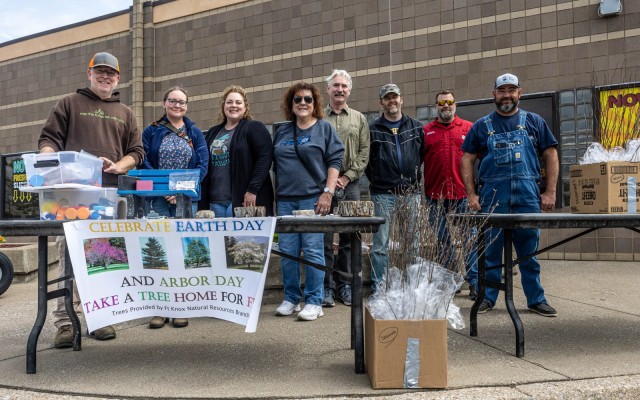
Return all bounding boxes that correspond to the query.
[422,90,477,299]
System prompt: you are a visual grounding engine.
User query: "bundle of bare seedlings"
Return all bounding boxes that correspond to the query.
[367,189,491,328]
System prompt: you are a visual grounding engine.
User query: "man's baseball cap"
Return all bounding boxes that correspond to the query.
[88,52,120,73]
[495,73,519,88]
[379,83,401,98]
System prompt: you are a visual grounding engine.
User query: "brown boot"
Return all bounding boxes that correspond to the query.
[149,316,168,329]
[54,325,73,348]
[172,318,189,328]
[89,325,116,341]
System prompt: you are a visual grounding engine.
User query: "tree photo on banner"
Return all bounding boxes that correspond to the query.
[63,218,276,333]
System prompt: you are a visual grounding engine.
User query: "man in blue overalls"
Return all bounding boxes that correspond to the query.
[460,73,559,316]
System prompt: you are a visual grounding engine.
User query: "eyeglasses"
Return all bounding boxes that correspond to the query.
[293,95,313,104]
[166,98,188,107]
[436,99,455,106]
[92,68,118,77]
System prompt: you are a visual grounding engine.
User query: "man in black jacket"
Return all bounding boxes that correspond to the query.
[365,84,423,292]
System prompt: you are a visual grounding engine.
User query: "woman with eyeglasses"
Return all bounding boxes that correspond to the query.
[272,82,344,321]
[141,85,209,329]
[199,85,274,217]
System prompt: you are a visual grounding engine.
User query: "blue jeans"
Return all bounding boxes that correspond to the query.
[480,179,546,307]
[146,197,198,217]
[370,193,420,291]
[277,197,325,306]
[425,197,478,288]
[210,202,233,218]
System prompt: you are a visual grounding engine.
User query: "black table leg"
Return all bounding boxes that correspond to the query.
[503,229,524,357]
[64,245,82,351]
[175,195,192,218]
[133,195,145,218]
[124,194,136,218]
[26,236,49,374]
[350,232,365,374]
[470,228,486,337]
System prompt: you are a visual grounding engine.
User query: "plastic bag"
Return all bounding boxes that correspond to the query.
[169,170,199,196]
[608,146,626,161]
[580,142,608,164]
[625,139,640,162]
[367,260,465,328]
[581,140,640,164]
[446,302,465,330]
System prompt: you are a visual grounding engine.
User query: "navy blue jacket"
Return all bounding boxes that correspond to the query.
[141,115,209,201]
[366,114,424,194]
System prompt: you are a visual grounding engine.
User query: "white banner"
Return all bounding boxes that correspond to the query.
[63,218,276,333]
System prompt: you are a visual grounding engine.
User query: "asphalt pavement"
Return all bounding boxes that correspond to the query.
[1,259,640,399]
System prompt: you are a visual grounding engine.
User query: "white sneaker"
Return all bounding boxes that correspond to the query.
[275,300,301,316]
[297,304,324,321]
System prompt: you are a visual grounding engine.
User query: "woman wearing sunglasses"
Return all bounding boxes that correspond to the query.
[199,85,274,217]
[141,85,209,329]
[272,82,344,321]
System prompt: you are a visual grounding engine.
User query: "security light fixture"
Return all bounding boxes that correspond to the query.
[598,0,622,17]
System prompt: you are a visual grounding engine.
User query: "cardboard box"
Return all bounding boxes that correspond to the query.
[37,188,118,220]
[569,162,640,214]
[22,151,103,187]
[364,306,447,389]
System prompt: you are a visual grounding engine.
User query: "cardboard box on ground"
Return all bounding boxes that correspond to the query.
[569,161,640,213]
[365,306,447,389]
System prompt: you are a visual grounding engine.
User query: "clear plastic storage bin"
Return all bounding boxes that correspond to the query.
[37,188,117,220]
[22,151,103,187]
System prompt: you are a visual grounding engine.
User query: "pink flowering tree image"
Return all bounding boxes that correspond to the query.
[84,237,129,275]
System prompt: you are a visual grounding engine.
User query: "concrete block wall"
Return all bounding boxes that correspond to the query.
[1,242,59,283]
[3,0,640,151]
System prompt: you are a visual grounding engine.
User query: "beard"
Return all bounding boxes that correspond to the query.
[385,105,399,115]
[495,97,519,113]
[438,109,454,122]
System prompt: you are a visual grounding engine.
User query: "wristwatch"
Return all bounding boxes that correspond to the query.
[323,187,334,196]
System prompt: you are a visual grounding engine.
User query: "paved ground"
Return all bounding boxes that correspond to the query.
[1,259,640,399]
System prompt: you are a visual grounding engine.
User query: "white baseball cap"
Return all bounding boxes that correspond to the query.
[495,73,519,88]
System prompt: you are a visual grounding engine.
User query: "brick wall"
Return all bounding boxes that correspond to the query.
[1,0,638,258]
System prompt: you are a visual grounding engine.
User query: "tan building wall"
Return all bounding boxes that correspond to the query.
[1,0,639,259]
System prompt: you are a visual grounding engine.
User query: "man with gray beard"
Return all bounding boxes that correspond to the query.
[422,90,477,299]
[460,73,559,316]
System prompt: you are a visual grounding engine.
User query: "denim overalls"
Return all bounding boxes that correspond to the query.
[479,112,547,308]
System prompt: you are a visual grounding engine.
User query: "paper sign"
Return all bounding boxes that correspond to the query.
[63,218,276,333]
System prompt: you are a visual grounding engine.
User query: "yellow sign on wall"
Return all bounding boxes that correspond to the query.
[599,87,640,148]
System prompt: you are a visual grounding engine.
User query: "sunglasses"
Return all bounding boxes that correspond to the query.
[293,95,313,104]
[436,99,455,106]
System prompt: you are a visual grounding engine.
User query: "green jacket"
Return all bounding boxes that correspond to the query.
[323,105,370,182]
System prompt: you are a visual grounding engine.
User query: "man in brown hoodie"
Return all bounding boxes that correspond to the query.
[39,52,144,348]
